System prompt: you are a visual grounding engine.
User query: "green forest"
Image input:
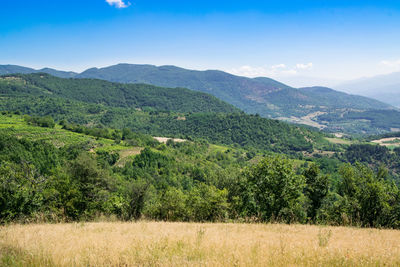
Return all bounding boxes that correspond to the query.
[1,113,400,228]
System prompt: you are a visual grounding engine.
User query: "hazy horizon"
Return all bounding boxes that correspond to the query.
[3,61,400,89]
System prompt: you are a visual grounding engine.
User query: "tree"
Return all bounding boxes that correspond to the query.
[303,164,330,221]
[318,163,399,227]
[187,183,228,222]
[123,179,149,220]
[243,155,306,223]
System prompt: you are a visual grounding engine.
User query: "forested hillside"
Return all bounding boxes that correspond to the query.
[0,73,238,113]
[0,73,332,154]
[77,64,391,115]
[76,64,398,134]
[1,113,400,229]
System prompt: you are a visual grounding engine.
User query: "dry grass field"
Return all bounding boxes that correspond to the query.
[1,222,400,266]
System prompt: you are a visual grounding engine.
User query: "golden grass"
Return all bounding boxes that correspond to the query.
[1,222,400,266]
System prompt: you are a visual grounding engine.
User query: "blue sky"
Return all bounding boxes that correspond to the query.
[1,0,400,84]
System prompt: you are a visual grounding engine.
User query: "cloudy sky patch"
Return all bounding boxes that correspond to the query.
[106,0,130,8]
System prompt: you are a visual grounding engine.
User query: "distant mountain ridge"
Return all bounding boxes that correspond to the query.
[0,64,78,78]
[78,64,392,114]
[1,63,397,134]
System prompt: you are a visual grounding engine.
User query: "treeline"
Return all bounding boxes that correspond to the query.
[87,110,330,154]
[237,157,400,227]
[1,130,400,228]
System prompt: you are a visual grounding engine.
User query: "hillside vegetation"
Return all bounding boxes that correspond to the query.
[77,64,391,113]
[76,64,398,134]
[0,73,238,113]
[1,113,400,229]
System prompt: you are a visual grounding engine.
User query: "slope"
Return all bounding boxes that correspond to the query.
[77,64,392,114]
[0,73,239,114]
[0,74,334,154]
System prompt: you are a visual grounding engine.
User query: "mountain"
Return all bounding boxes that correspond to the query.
[77,64,392,114]
[0,64,78,79]
[77,64,395,133]
[335,72,400,107]
[0,73,239,114]
[0,65,36,74]
[1,64,397,134]
[78,64,289,116]
[38,68,77,78]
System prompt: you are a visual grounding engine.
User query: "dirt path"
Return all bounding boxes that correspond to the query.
[153,137,186,144]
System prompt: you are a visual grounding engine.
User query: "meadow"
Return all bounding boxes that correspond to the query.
[1,222,400,266]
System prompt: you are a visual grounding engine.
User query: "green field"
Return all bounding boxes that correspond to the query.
[0,114,129,153]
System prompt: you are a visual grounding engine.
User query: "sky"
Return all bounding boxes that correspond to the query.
[1,0,400,86]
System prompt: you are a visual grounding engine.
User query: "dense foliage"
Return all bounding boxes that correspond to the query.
[1,116,400,228]
[335,144,400,179]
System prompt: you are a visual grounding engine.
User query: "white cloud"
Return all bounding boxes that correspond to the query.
[106,0,130,8]
[228,65,269,77]
[380,59,400,68]
[296,63,313,70]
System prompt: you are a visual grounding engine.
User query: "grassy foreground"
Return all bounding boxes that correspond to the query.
[1,222,400,266]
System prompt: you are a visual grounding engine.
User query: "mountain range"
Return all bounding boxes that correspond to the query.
[335,72,400,107]
[0,65,77,78]
[1,63,399,134]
